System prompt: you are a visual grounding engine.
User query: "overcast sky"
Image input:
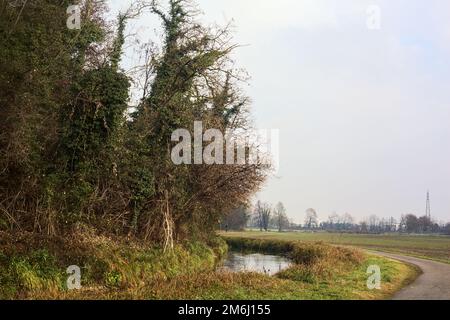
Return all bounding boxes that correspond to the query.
[109,0,450,223]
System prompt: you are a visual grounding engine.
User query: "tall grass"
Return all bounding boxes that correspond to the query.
[0,230,227,299]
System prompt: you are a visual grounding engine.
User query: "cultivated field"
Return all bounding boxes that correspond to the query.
[221,231,450,264]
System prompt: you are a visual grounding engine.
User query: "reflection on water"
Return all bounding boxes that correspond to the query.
[219,252,292,276]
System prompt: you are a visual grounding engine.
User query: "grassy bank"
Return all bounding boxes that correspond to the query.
[221,231,450,264]
[0,231,227,299]
[211,238,419,300]
[56,237,418,300]
[0,231,418,300]
[139,254,418,300]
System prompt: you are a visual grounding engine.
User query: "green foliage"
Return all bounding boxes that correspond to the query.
[105,271,122,288]
[126,0,269,242]
[0,1,130,233]
[61,66,130,173]
[0,249,64,298]
[207,237,229,261]
[0,0,267,246]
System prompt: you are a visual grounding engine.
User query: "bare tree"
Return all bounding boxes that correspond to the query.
[255,201,271,231]
[305,208,319,229]
[328,212,339,228]
[399,215,407,233]
[273,202,288,232]
[254,201,263,231]
[368,215,379,233]
[341,213,353,228]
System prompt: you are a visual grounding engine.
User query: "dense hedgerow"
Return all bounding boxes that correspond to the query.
[0,1,269,244]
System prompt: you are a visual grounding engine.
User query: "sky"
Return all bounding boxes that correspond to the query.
[108,0,450,224]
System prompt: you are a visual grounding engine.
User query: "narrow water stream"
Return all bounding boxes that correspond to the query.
[219,252,292,276]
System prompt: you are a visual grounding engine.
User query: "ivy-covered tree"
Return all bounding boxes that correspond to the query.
[0,1,131,233]
[0,0,106,233]
[129,0,269,248]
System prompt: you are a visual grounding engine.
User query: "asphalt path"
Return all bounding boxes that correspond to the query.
[370,251,450,300]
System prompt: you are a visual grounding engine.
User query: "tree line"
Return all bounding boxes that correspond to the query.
[320,212,449,235]
[0,0,269,248]
[223,203,450,235]
[222,201,290,232]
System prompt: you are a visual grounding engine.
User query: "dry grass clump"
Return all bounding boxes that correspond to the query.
[278,242,363,283]
[289,241,363,266]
